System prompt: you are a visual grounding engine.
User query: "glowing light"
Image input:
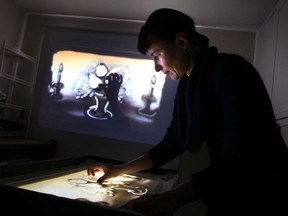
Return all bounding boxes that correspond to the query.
[17,168,177,208]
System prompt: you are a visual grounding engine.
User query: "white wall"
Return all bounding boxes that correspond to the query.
[254,0,288,147]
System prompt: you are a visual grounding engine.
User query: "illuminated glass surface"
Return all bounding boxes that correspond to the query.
[18,168,177,208]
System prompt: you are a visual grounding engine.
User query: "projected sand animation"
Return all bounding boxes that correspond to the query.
[68,173,148,197]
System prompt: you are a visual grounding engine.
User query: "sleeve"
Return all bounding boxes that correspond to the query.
[145,100,185,168]
[192,54,278,202]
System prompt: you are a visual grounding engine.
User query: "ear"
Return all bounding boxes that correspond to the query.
[175,33,189,49]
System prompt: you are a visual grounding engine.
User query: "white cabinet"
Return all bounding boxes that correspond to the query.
[271,0,288,123]
[255,0,288,126]
[0,40,37,137]
[254,10,278,98]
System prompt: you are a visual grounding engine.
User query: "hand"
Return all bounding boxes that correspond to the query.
[121,192,181,216]
[87,163,123,184]
[99,73,123,103]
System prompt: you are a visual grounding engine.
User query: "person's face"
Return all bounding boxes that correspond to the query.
[146,34,189,80]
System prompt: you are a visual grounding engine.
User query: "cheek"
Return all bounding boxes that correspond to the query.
[160,58,168,68]
[165,47,180,66]
[162,53,175,68]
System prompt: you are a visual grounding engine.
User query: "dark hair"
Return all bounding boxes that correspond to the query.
[137,8,202,54]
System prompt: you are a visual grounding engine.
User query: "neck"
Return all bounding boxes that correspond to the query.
[185,54,195,77]
[185,43,206,77]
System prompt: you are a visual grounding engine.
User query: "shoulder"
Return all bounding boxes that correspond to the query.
[212,52,258,81]
[216,53,252,69]
[210,52,266,97]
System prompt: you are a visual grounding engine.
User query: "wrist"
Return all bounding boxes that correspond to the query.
[120,154,153,175]
[118,164,126,174]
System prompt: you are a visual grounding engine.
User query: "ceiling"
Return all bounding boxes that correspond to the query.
[11,0,279,31]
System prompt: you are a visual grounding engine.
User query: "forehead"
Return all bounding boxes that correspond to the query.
[146,44,159,56]
[146,39,171,56]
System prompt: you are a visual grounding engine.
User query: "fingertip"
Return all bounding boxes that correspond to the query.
[87,170,94,176]
[97,176,105,184]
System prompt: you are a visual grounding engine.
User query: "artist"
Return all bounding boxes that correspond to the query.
[88,8,288,216]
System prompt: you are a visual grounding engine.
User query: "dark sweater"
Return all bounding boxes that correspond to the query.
[146,47,288,215]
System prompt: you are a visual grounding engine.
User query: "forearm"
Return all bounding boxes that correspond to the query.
[108,100,125,119]
[121,153,153,174]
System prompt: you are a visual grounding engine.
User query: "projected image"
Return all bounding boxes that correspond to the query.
[48,51,164,120]
[39,50,172,144]
[75,63,129,120]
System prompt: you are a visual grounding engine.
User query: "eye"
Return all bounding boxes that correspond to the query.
[152,51,161,60]
[153,55,158,61]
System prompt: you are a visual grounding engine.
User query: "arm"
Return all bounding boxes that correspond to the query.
[120,153,153,174]
[87,153,153,184]
[87,96,183,184]
[194,54,277,202]
[100,73,125,119]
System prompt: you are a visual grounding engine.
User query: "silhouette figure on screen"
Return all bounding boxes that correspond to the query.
[86,62,112,120]
[137,74,157,117]
[76,62,128,120]
[48,62,64,99]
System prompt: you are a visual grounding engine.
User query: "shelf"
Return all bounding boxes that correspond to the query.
[0,40,37,138]
[0,72,33,87]
[0,40,37,76]
[0,138,57,163]
[0,102,29,112]
[0,131,25,137]
[3,43,37,63]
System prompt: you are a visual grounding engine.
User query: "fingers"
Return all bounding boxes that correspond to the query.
[87,164,114,183]
[106,73,123,84]
[87,165,103,176]
[114,73,123,84]
[87,163,122,185]
[97,174,107,184]
[87,167,95,176]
